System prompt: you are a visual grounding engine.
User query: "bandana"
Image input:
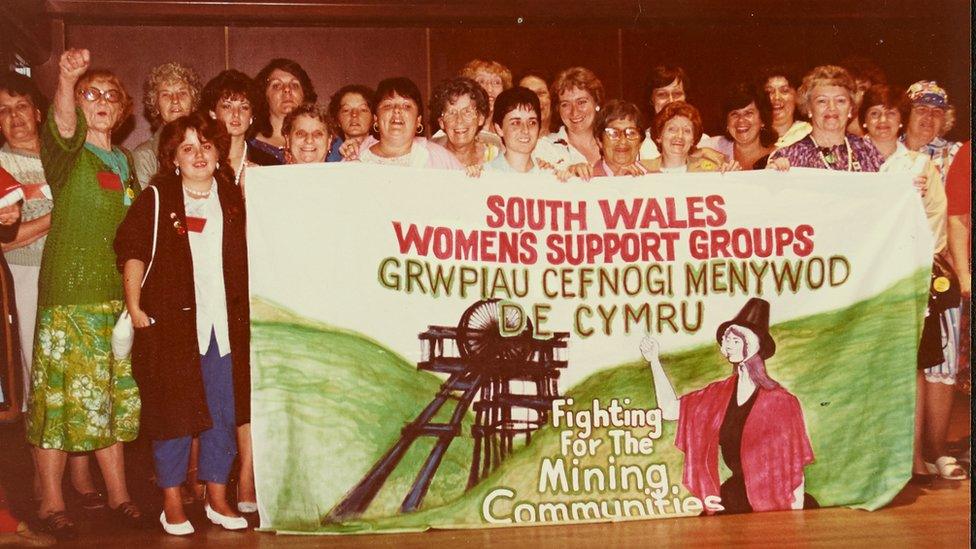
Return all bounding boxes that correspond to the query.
[907,80,948,109]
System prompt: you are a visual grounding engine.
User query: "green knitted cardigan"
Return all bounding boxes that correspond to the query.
[38,107,140,307]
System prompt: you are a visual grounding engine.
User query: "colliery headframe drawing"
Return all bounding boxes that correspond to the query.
[326,298,569,521]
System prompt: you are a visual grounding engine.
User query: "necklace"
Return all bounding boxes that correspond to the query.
[183,184,211,199]
[234,142,247,186]
[810,135,861,172]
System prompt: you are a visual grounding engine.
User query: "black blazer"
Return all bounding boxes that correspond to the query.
[114,174,250,440]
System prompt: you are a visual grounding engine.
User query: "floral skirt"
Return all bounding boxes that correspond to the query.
[26,301,140,451]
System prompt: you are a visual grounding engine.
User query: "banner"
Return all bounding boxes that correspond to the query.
[245,163,932,533]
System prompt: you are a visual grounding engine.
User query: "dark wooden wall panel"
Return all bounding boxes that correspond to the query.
[428,25,623,99]
[227,26,427,109]
[621,18,971,136]
[64,24,225,145]
[13,10,966,149]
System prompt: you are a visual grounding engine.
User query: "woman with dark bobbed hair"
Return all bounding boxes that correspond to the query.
[349,77,461,170]
[430,77,500,169]
[115,112,251,535]
[711,83,777,170]
[248,58,317,165]
[201,69,257,189]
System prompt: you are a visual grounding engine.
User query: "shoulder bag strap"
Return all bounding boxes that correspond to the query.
[139,186,159,287]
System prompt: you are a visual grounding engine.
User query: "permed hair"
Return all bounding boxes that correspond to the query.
[200,69,254,114]
[797,65,856,117]
[142,62,202,129]
[459,59,513,90]
[430,77,490,129]
[650,101,703,152]
[281,102,334,138]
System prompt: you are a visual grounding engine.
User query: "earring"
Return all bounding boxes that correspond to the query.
[372,122,379,133]
[216,161,220,169]
[175,167,180,176]
[416,123,424,135]
[898,123,903,128]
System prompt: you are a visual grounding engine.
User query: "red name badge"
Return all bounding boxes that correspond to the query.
[96,171,123,191]
[186,216,207,233]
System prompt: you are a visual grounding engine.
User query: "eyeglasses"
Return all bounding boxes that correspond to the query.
[603,127,642,141]
[441,106,479,122]
[78,88,123,103]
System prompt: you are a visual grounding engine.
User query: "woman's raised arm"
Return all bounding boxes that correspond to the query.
[641,336,680,420]
[53,48,90,138]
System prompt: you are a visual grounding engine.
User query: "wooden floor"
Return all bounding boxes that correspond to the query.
[57,474,967,548]
[46,393,970,548]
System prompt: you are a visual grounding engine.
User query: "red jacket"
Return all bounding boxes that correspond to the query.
[675,374,814,512]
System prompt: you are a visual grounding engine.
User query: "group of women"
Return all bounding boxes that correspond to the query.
[0,44,969,542]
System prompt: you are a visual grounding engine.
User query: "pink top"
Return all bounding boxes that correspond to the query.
[352,135,464,170]
[592,159,650,177]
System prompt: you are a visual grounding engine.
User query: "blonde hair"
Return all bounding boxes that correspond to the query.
[459,59,513,89]
[143,62,202,128]
[797,65,856,117]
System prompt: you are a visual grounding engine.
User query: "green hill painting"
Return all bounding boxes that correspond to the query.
[251,269,926,534]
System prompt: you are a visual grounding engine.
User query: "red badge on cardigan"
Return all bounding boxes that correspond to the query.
[186,216,207,233]
[96,171,123,191]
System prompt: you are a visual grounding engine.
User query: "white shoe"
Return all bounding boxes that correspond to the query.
[159,511,194,536]
[205,504,248,530]
[237,501,258,514]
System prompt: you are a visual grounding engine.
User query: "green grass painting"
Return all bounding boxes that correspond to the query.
[252,269,927,533]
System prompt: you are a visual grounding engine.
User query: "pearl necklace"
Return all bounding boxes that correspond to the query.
[182,179,214,199]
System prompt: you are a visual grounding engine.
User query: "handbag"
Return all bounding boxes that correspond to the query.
[112,186,159,359]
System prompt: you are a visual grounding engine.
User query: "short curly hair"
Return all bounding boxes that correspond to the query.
[797,65,856,117]
[593,99,644,143]
[281,102,334,138]
[650,101,703,153]
[459,59,513,89]
[430,77,489,129]
[142,62,201,129]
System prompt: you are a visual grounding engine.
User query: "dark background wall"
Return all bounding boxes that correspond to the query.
[4,1,971,149]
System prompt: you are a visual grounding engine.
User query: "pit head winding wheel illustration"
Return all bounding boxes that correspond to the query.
[326,298,569,521]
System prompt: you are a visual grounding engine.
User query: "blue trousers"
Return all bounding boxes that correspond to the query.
[152,333,237,488]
